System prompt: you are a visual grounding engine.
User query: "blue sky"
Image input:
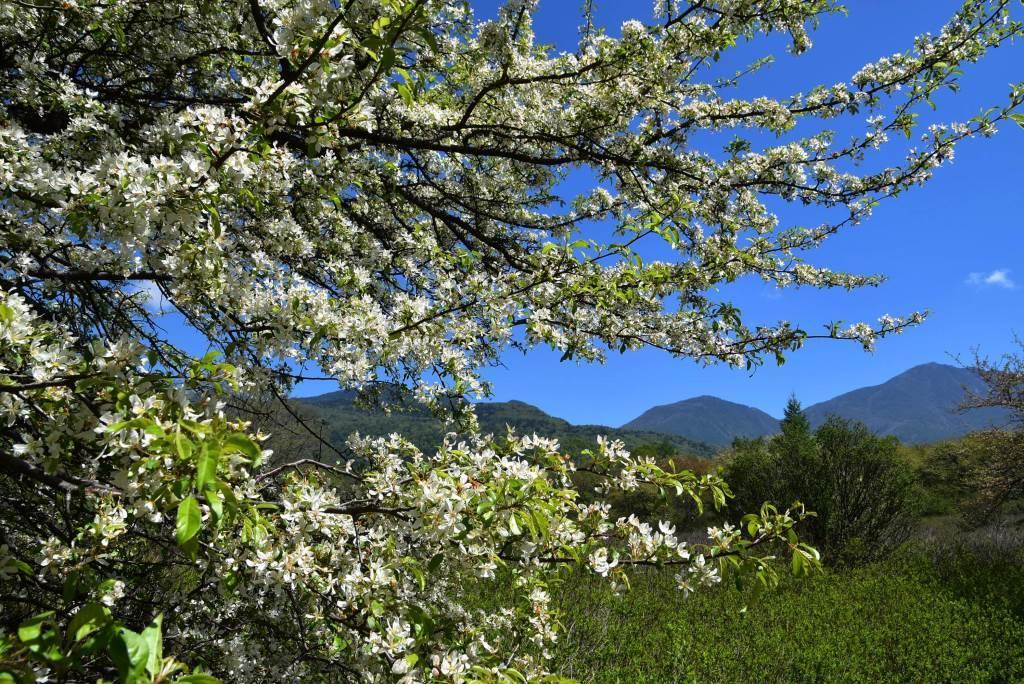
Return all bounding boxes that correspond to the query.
[463,0,1024,425]
[154,2,1023,426]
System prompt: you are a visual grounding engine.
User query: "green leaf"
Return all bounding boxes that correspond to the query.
[176,496,202,546]
[195,445,218,490]
[427,553,443,572]
[176,675,222,684]
[69,603,111,642]
[110,628,149,683]
[17,611,54,644]
[223,433,261,463]
[745,517,759,537]
[140,614,163,679]
[792,549,805,576]
[175,430,194,460]
[106,417,165,437]
[395,82,414,106]
[200,349,221,365]
[204,485,223,520]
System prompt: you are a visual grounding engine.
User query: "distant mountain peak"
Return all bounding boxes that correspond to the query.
[622,395,779,447]
[620,362,1011,447]
[803,362,1009,444]
[497,399,544,409]
[300,389,356,407]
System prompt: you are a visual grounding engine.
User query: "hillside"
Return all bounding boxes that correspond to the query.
[803,362,1013,443]
[621,396,780,447]
[299,392,716,458]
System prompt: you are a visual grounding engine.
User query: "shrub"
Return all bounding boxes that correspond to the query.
[723,404,918,565]
[814,417,918,563]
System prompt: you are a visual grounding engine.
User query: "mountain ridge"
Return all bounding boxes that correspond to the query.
[296,362,1015,454]
[621,395,779,447]
[619,362,1013,446]
[802,362,1012,444]
[298,392,717,458]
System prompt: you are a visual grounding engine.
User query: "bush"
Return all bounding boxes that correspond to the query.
[723,402,918,565]
[814,417,918,563]
[917,430,1024,524]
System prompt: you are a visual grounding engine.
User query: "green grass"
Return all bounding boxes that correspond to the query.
[551,547,1024,683]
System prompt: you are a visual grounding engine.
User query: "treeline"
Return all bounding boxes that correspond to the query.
[601,372,1024,567]
[551,356,1024,681]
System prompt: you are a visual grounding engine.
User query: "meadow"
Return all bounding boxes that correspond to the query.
[549,526,1024,683]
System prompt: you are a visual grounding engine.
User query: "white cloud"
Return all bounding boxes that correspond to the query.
[965,269,1016,289]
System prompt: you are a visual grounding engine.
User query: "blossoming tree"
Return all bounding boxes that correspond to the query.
[1,0,1022,680]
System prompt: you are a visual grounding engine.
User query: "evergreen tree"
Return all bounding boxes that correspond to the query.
[770,395,819,538]
[781,394,813,439]
[775,395,816,461]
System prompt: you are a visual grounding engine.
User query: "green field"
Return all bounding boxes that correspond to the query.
[551,538,1024,683]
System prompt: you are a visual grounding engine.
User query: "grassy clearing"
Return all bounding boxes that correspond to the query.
[551,544,1024,683]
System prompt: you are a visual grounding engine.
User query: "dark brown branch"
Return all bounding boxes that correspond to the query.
[0,451,118,495]
[24,269,171,283]
[256,458,354,483]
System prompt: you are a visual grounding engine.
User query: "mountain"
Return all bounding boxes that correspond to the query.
[803,362,1013,444]
[298,392,716,458]
[621,396,780,447]
[618,363,1015,447]
[298,362,1014,456]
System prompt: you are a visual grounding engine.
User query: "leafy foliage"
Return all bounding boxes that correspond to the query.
[953,341,1024,522]
[910,342,1024,523]
[724,407,918,565]
[919,429,1024,523]
[1,609,220,684]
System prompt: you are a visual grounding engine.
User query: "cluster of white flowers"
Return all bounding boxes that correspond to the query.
[0,284,815,678]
